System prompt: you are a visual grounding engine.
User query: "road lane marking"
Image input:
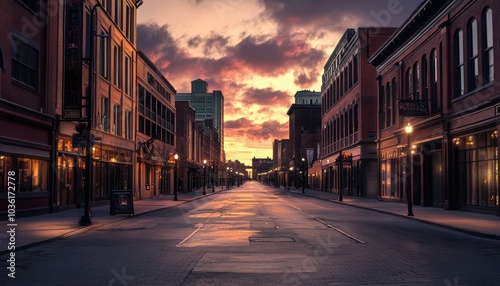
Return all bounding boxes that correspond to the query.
[315,218,365,244]
[177,215,213,246]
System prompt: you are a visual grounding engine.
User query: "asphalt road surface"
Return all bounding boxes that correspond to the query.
[2,181,499,285]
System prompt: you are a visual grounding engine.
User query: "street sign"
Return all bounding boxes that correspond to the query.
[72,133,87,148]
[399,100,430,117]
[72,133,96,148]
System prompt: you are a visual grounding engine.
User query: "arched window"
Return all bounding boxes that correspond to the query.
[380,84,385,129]
[391,78,397,125]
[353,55,358,84]
[482,7,494,83]
[467,18,478,91]
[386,82,391,128]
[430,49,438,110]
[354,104,358,133]
[406,68,413,99]
[454,29,465,98]
[413,62,420,100]
[422,55,428,101]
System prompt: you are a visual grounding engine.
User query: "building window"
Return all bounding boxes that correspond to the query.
[413,62,420,100]
[11,38,38,89]
[430,49,438,110]
[482,7,494,84]
[455,131,498,208]
[85,12,91,59]
[405,68,413,99]
[386,82,391,128]
[125,111,132,139]
[125,4,135,42]
[114,0,122,29]
[353,55,358,84]
[139,115,145,134]
[18,0,39,13]
[354,104,358,133]
[467,18,479,91]
[348,62,353,89]
[113,44,122,88]
[101,97,110,132]
[454,29,465,98]
[0,155,47,193]
[391,78,397,125]
[380,84,385,130]
[101,0,111,14]
[113,105,122,136]
[138,84,145,114]
[125,54,132,96]
[421,55,428,101]
[99,29,110,80]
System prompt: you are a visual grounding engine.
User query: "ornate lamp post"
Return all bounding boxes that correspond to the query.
[405,123,414,216]
[173,153,179,201]
[203,159,207,195]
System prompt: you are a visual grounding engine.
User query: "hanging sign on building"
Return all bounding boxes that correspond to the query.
[399,100,430,117]
[62,0,83,120]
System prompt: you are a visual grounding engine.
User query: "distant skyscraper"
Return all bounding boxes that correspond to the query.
[176,79,224,162]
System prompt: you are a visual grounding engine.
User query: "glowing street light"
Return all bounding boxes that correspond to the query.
[173,153,179,201]
[405,123,414,216]
[203,159,207,195]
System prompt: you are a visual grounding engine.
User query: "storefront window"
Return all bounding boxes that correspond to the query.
[455,131,498,207]
[0,154,47,193]
[380,151,401,199]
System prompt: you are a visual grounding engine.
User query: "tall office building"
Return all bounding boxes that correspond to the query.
[176,79,224,163]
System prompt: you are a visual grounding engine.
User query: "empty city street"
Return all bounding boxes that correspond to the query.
[2,181,500,286]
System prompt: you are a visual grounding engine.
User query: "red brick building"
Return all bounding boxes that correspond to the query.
[321,27,396,198]
[0,1,60,216]
[370,0,499,215]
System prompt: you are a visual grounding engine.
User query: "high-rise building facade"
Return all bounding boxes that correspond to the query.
[176,79,224,164]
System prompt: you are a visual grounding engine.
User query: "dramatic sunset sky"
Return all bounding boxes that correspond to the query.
[136,0,422,166]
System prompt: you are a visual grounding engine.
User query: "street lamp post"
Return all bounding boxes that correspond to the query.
[173,153,179,201]
[212,163,215,192]
[338,152,343,202]
[79,2,108,226]
[301,158,306,194]
[405,123,414,216]
[203,159,207,195]
[282,166,286,189]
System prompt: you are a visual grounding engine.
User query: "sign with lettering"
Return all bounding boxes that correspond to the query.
[110,190,134,216]
[63,0,83,120]
[399,100,430,117]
